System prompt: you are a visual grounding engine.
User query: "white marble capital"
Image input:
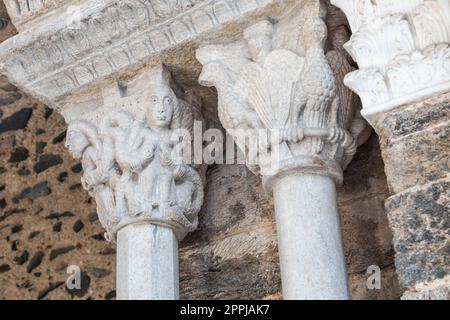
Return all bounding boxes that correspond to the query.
[332,0,450,121]
[65,64,204,242]
[196,1,368,187]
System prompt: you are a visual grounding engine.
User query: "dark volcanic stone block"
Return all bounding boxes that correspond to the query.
[50,246,75,260]
[27,251,45,273]
[16,182,51,200]
[33,154,63,173]
[8,147,29,163]
[0,108,32,134]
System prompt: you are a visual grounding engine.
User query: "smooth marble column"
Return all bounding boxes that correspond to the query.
[272,174,349,300]
[117,224,179,300]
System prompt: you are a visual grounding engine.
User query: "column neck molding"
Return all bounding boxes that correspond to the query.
[65,64,204,241]
[332,0,450,122]
[197,1,369,191]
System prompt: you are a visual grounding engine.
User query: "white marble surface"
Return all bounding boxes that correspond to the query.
[117,223,179,300]
[273,174,349,300]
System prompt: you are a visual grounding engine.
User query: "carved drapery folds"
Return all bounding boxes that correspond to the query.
[196,2,368,189]
[332,0,450,117]
[65,65,204,241]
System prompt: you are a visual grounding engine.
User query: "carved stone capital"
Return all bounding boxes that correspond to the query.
[196,2,368,190]
[332,0,450,120]
[65,64,204,241]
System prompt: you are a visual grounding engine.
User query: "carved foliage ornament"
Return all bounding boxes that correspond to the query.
[65,65,204,241]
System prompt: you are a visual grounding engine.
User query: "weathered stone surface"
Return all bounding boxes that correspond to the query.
[402,277,450,300]
[46,211,75,220]
[375,94,450,194]
[386,180,449,290]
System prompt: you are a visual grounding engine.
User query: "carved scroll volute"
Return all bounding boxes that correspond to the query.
[65,65,204,241]
[196,5,367,190]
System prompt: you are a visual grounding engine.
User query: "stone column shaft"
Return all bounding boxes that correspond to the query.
[273,174,349,299]
[117,224,179,300]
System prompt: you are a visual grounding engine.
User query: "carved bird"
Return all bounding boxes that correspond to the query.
[326,15,371,166]
[293,18,337,154]
[197,49,261,131]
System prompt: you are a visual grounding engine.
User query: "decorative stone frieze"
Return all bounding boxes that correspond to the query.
[0,0,303,108]
[332,0,450,119]
[65,64,204,241]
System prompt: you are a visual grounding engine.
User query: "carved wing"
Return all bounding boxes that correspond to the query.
[326,50,358,129]
[263,49,305,128]
[237,62,274,129]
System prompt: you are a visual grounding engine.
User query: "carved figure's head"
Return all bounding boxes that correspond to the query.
[141,66,177,129]
[66,128,89,159]
[243,20,274,63]
[146,90,175,129]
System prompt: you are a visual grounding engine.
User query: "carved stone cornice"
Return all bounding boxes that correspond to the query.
[3,0,73,31]
[196,1,368,191]
[332,0,450,119]
[0,0,304,109]
[65,64,204,241]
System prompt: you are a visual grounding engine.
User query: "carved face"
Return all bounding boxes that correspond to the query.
[65,130,89,159]
[146,88,175,129]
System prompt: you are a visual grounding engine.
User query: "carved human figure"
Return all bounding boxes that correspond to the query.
[65,66,204,240]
